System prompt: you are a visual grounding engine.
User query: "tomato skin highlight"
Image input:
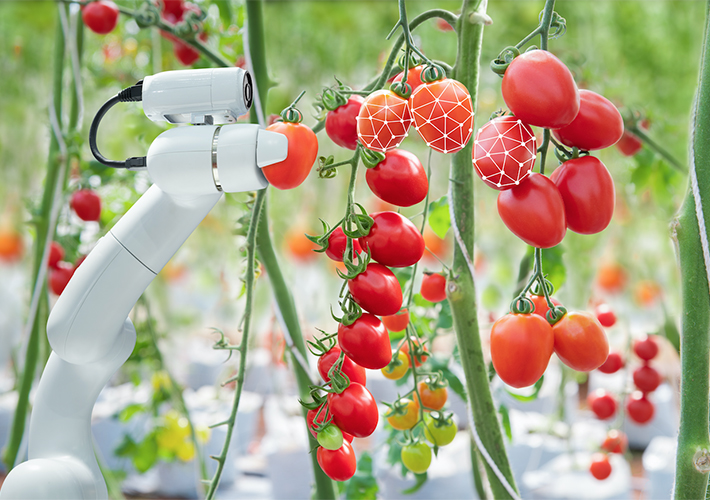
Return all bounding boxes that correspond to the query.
[633,365,661,392]
[490,313,554,388]
[359,212,424,268]
[626,391,654,424]
[337,313,392,370]
[552,311,609,372]
[82,1,119,35]
[633,336,659,361]
[317,346,367,386]
[365,149,428,207]
[262,121,318,190]
[348,263,403,316]
[381,309,410,332]
[501,50,580,129]
[420,272,447,303]
[590,453,612,480]
[497,172,567,248]
[325,227,362,262]
[327,382,379,438]
[552,90,624,151]
[326,96,364,150]
[550,156,615,235]
[597,351,624,374]
[595,303,617,328]
[317,441,357,481]
[588,389,617,420]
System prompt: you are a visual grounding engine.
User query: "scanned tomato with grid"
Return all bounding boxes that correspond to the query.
[356,90,412,153]
[473,115,537,190]
[410,79,474,154]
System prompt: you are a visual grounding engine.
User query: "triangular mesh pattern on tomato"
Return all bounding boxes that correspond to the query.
[356,90,412,152]
[410,79,474,154]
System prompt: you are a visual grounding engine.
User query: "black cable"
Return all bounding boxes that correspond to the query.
[89,81,146,170]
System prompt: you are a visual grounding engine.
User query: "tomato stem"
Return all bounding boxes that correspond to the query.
[625,121,686,173]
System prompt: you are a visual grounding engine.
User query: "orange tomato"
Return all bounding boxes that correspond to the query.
[634,280,662,306]
[0,229,23,263]
[552,311,609,372]
[596,262,627,293]
[423,229,449,261]
[399,337,429,367]
[284,228,319,261]
[417,381,448,411]
[381,309,410,332]
[386,398,420,430]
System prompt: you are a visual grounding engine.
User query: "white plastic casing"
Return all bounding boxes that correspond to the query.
[142,67,252,124]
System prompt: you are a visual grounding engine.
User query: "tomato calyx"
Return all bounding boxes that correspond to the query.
[510,296,535,315]
[389,81,412,100]
[305,218,345,255]
[360,147,387,169]
[134,3,162,28]
[280,90,307,123]
[306,329,337,357]
[420,373,448,393]
[331,296,363,327]
[490,45,520,76]
[397,51,423,70]
[342,203,375,239]
[420,63,446,84]
[320,86,349,112]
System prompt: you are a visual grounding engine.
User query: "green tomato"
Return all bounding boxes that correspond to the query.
[423,414,457,446]
[401,441,432,474]
[317,424,344,451]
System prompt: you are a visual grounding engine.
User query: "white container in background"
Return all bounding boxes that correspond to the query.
[643,435,676,499]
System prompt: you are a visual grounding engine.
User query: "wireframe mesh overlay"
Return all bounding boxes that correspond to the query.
[356,90,412,153]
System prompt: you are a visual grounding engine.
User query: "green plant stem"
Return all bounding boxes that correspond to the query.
[673,3,710,497]
[627,124,687,173]
[448,0,518,498]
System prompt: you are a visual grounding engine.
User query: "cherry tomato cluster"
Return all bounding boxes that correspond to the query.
[588,427,627,481]
[157,0,208,66]
[47,240,87,296]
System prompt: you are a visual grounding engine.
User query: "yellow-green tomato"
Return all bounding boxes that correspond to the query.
[401,442,432,474]
[317,424,344,451]
[381,351,409,380]
[423,414,457,446]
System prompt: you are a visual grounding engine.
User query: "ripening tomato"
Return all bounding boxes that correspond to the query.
[386,398,420,430]
[490,313,554,388]
[325,227,362,262]
[423,414,456,446]
[410,78,474,154]
[365,149,428,207]
[601,430,627,454]
[328,382,379,438]
[590,453,612,480]
[338,313,392,370]
[597,351,624,374]
[71,189,102,222]
[357,90,412,152]
[497,172,567,248]
[348,263,403,316]
[382,350,409,380]
[626,392,654,424]
[529,294,563,321]
[550,156,615,235]
[401,442,432,474]
[587,389,617,420]
[635,280,662,306]
[633,365,661,393]
[48,242,64,269]
[317,346,367,386]
[326,96,364,150]
[392,65,425,94]
[381,309,409,332]
[596,262,627,293]
[552,311,609,372]
[633,336,659,361]
[594,303,617,328]
[423,229,449,262]
[317,441,357,482]
[417,381,447,411]
[359,212,424,268]
[263,121,318,190]
[420,272,446,303]
[399,337,429,367]
[82,1,119,35]
[306,405,353,442]
[49,262,74,295]
[501,50,579,129]
[473,115,537,190]
[553,90,624,151]
[0,229,23,263]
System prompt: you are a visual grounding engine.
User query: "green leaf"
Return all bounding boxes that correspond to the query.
[427,354,467,402]
[344,452,379,500]
[433,300,453,331]
[427,196,451,239]
[658,302,680,353]
[504,375,544,402]
[118,403,144,423]
[498,404,512,441]
[401,472,428,494]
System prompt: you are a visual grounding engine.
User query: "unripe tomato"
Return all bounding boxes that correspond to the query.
[552,90,624,151]
[626,391,654,424]
[601,430,627,454]
[550,156,615,235]
[82,1,119,35]
[326,96,364,150]
[501,50,579,129]
[382,351,409,380]
[420,272,446,303]
[529,294,562,321]
[317,441,357,481]
[325,227,362,262]
[348,263,403,316]
[386,398,419,430]
[633,364,661,393]
[594,303,617,328]
[392,65,425,94]
[337,313,392,370]
[306,405,354,442]
[497,172,567,248]
[0,229,24,263]
[48,242,64,269]
[589,453,612,480]
[317,345,367,386]
[401,442,432,474]
[597,351,624,374]
[71,189,102,222]
[587,389,617,420]
[552,311,609,372]
[399,337,429,367]
[49,262,74,295]
[417,381,447,411]
[263,121,318,190]
[317,424,344,451]
[359,212,424,268]
[633,336,659,361]
[490,313,554,388]
[365,149,428,207]
[356,90,412,152]
[328,382,379,438]
[423,414,456,446]
[381,308,409,332]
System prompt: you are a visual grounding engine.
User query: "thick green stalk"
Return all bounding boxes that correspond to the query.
[673,3,710,497]
[448,0,518,498]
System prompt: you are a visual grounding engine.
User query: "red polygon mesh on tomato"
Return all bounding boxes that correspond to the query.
[356,90,412,152]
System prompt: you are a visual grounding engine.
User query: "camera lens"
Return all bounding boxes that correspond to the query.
[243,71,253,110]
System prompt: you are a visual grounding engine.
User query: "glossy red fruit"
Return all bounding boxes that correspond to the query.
[473,115,537,190]
[317,346,367,386]
[263,120,319,190]
[399,337,429,367]
[381,309,409,332]
[82,1,119,35]
[317,441,357,482]
[601,430,627,454]
[553,311,609,372]
[616,130,643,156]
[348,263,403,316]
[357,90,412,152]
[326,96,364,150]
[626,391,655,424]
[161,0,185,18]
[550,157,615,235]
[528,294,562,321]
[633,336,659,361]
[594,303,617,328]
[325,227,362,262]
[392,65,425,94]
[497,172,566,248]
[71,189,102,222]
[420,272,446,303]
[501,50,579,129]
[306,405,354,442]
[553,90,624,151]
[359,212,424,268]
[587,389,617,420]
[590,453,612,480]
[365,149,428,207]
[633,364,661,393]
[327,382,379,438]
[337,313,392,370]
[597,351,624,374]
[49,262,74,296]
[48,242,65,269]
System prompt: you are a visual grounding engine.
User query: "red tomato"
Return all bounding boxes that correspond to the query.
[601,430,627,454]
[0,229,23,263]
[597,351,624,374]
[436,18,455,32]
[161,0,184,18]
[473,115,537,190]
[71,189,102,222]
[589,453,612,480]
[365,149,428,207]
[325,227,362,262]
[174,40,199,66]
[497,172,566,248]
[410,78,474,154]
[359,212,424,268]
[82,1,119,35]
[317,441,357,482]
[550,156,615,235]
[48,242,64,269]
[594,303,617,328]
[501,50,579,129]
[317,346,367,386]
[381,308,409,332]
[337,313,392,370]
[326,96,364,150]
[587,389,617,420]
[417,381,447,410]
[633,336,659,361]
[420,272,447,303]
[49,262,74,296]
[399,337,429,367]
[392,65,425,94]
[633,365,661,393]
[327,382,379,438]
[306,405,354,442]
[263,121,318,190]
[626,391,654,424]
[552,311,609,372]
[529,294,562,321]
[616,130,643,156]
[348,263,403,316]
[552,90,624,151]
[356,90,412,152]
[490,313,554,388]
